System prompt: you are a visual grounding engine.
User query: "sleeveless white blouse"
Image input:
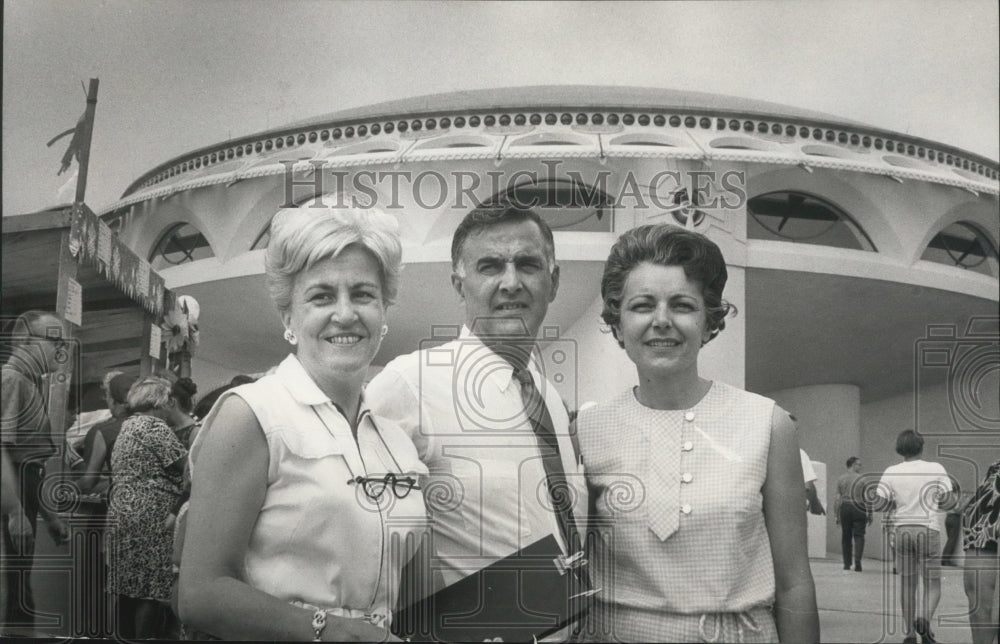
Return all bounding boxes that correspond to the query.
[193,355,428,626]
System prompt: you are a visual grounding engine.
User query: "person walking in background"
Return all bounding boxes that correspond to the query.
[884,505,899,575]
[575,224,818,642]
[800,448,826,516]
[876,429,955,644]
[1,311,70,636]
[962,459,999,644]
[835,456,871,572]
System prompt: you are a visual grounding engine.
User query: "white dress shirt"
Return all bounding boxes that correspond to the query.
[366,327,587,589]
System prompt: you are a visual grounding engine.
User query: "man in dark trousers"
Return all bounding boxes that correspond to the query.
[835,456,871,572]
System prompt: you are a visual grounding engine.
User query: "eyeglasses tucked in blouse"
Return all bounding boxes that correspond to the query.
[348,473,421,500]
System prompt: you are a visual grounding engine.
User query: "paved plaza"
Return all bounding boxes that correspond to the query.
[811,556,976,644]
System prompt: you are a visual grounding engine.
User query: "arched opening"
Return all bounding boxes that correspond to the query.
[921,222,999,277]
[747,191,876,251]
[487,178,615,232]
[149,222,214,270]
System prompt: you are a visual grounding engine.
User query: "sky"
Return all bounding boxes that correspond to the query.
[2,0,998,217]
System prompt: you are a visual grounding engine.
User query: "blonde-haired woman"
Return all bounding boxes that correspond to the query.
[179,204,427,641]
[107,375,187,639]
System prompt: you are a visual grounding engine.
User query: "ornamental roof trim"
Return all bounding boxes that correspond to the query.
[118,86,999,202]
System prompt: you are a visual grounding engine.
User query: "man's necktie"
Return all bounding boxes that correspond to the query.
[512,367,583,554]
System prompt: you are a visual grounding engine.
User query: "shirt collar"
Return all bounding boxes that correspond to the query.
[458,325,542,393]
[275,354,373,422]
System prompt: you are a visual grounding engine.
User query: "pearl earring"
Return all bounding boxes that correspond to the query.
[283,329,297,345]
[380,324,389,339]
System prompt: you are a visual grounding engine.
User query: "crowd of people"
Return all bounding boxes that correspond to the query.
[1,201,997,643]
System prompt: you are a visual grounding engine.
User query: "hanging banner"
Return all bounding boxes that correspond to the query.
[97,219,112,265]
[149,324,162,359]
[64,278,83,327]
[136,258,150,299]
[68,203,169,317]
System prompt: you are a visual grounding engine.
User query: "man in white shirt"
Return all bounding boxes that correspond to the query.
[876,429,954,644]
[367,202,587,600]
[801,448,826,516]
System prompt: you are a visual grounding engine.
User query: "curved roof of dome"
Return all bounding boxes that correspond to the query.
[286,85,873,129]
[116,84,997,203]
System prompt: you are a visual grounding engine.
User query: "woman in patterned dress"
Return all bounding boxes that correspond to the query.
[963,459,999,644]
[107,375,187,639]
[576,224,819,643]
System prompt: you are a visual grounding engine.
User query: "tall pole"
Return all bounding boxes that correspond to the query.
[74,78,99,205]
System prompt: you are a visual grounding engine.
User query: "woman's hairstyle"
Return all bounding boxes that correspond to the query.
[846,456,860,468]
[600,224,735,347]
[171,377,198,414]
[895,429,925,458]
[101,370,124,394]
[265,201,402,312]
[126,376,173,414]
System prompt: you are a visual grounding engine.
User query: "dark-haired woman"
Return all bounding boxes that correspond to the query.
[576,224,818,642]
[876,429,955,644]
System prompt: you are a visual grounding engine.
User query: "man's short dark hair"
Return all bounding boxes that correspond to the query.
[895,429,924,458]
[450,201,555,270]
[846,456,860,468]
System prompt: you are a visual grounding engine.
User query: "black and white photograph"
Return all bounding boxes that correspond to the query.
[2,1,998,641]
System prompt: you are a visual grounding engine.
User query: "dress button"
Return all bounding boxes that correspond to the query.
[681,472,693,483]
[680,504,692,514]
[682,441,694,451]
[684,411,695,422]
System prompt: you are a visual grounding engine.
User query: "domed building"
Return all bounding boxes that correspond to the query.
[100,86,998,556]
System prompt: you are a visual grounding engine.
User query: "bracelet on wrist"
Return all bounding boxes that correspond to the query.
[311,609,327,641]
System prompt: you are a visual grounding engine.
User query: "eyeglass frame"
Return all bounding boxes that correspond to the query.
[348,472,421,501]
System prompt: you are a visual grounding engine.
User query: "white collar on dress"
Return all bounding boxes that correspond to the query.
[275,354,373,424]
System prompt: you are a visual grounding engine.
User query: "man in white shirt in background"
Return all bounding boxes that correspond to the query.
[367,202,587,631]
[801,449,826,516]
[876,429,954,644]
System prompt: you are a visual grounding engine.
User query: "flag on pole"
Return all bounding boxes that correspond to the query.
[47,111,88,176]
[46,79,99,204]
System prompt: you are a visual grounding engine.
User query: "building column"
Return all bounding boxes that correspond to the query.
[766,384,862,558]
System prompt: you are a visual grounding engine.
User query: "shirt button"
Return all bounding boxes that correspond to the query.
[684,412,695,422]
[682,441,694,451]
[681,472,693,483]
[681,504,692,514]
